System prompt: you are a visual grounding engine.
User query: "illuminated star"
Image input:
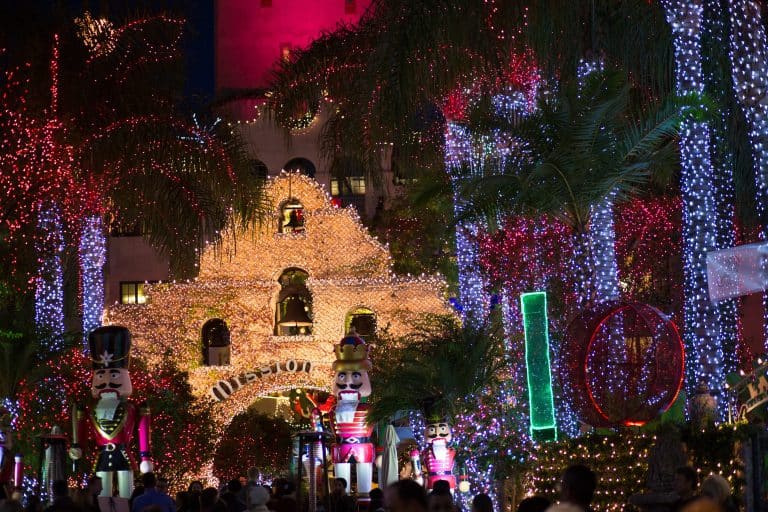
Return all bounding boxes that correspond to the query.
[97,351,115,366]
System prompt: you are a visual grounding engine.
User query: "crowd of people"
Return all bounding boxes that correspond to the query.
[0,463,738,512]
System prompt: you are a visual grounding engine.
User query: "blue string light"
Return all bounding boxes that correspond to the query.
[663,0,729,413]
[79,215,106,348]
[34,206,65,351]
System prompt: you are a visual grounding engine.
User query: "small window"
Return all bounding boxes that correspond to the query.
[283,158,316,178]
[120,282,147,304]
[275,269,313,336]
[345,307,376,339]
[251,159,269,181]
[331,176,366,196]
[203,319,231,366]
[261,0,272,6]
[345,0,356,14]
[280,198,305,234]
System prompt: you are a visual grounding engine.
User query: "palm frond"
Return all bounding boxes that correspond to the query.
[369,314,505,423]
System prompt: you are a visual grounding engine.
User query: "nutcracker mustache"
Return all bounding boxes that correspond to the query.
[95,383,122,390]
[336,383,363,390]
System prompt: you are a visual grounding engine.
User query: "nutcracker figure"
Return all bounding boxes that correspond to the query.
[330,330,373,496]
[69,326,152,498]
[421,411,456,492]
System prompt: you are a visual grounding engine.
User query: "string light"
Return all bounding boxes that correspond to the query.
[727,0,768,347]
[662,0,729,410]
[79,216,106,346]
[103,175,451,479]
[34,207,65,351]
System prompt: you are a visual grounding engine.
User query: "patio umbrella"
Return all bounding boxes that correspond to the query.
[380,424,400,489]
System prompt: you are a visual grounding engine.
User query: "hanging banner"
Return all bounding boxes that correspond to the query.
[210,360,314,401]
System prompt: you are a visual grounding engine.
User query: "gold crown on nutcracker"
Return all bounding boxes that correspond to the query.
[332,328,371,371]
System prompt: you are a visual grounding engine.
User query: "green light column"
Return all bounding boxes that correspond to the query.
[520,291,557,442]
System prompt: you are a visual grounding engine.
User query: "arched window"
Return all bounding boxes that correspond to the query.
[279,197,305,233]
[275,268,313,336]
[202,318,231,366]
[251,159,269,181]
[283,157,316,178]
[345,307,376,339]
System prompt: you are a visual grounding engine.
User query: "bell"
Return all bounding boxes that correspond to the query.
[279,297,312,327]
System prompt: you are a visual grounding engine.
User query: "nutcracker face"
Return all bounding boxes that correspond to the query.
[91,368,133,399]
[333,369,371,398]
[425,422,452,444]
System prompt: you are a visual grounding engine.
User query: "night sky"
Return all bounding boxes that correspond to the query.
[1,0,215,102]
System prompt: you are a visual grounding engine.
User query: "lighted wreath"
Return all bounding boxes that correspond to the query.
[285,101,319,131]
[560,301,685,428]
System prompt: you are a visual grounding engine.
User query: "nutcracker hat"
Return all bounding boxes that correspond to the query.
[421,396,449,424]
[89,325,131,370]
[332,328,371,371]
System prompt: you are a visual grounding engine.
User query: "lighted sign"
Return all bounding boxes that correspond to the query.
[520,292,557,442]
[211,359,314,401]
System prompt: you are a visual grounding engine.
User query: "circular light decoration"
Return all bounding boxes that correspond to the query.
[560,301,684,428]
[285,101,319,132]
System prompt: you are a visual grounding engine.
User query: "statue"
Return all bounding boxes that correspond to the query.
[69,326,152,497]
[421,410,456,492]
[329,330,373,496]
[40,426,68,500]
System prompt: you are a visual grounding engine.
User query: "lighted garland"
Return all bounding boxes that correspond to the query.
[525,428,744,512]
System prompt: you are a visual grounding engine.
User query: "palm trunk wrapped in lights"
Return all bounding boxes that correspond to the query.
[727,0,768,348]
[79,215,106,346]
[34,206,65,351]
[663,0,730,409]
[445,122,491,327]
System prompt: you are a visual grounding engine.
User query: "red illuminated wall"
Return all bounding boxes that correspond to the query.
[216,0,372,92]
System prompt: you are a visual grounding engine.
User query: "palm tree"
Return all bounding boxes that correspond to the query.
[456,70,683,309]
[369,314,507,492]
[370,315,504,423]
[1,12,267,347]
[661,0,733,409]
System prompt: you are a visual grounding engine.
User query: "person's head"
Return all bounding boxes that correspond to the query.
[370,488,384,507]
[559,464,597,507]
[700,474,730,505]
[431,481,451,496]
[427,492,454,512]
[279,480,295,497]
[157,478,169,494]
[333,478,348,495]
[142,472,157,489]
[130,486,145,501]
[188,481,203,493]
[176,491,191,508]
[247,486,269,510]
[517,496,551,512]
[471,493,493,512]
[87,476,103,497]
[200,488,219,509]
[246,467,259,482]
[51,480,69,499]
[674,467,698,498]
[385,480,428,512]
[227,480,242,494]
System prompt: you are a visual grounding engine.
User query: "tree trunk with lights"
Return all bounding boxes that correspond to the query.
[728,0,768,348]
[663,0,729,408]
[79,215,106,345]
